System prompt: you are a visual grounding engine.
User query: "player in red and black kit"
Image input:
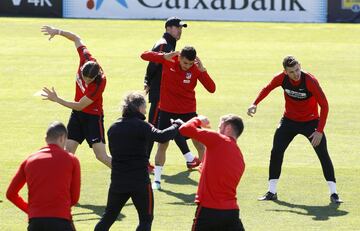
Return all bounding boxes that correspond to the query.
[143,17,187,172]
[7,122,80,231]
[40,25,111,168]
[141,46,216,190]
[179,115,246,231]
[247,56,342,203]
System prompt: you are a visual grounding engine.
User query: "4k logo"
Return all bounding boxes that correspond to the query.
[87,0,128,10]
[12,0,52,6]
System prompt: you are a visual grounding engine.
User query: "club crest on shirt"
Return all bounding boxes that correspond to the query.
[183,72,192,84]
[185,72,192,79]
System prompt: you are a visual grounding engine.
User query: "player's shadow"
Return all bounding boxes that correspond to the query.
[160,188,196,206]
[158,170,198,205]
[162,170,198,186]
[73,203,129,222]
[268,200,348,221]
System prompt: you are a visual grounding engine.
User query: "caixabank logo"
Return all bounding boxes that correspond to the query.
[63,0,326,23]
[86,0,128,10]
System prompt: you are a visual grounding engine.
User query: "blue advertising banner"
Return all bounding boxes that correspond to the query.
[63,0,327,23]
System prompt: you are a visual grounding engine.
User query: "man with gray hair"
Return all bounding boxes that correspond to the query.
[7,121,81,231]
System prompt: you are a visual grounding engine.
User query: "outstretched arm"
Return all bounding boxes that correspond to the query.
[148,123,181,143]
[41,25,84,48]
[41,87,93,111]
[247,73,284,117]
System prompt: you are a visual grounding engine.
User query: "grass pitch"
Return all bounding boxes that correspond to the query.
[0,18,359,230]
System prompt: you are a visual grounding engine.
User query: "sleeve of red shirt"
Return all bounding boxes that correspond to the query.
[197,71,216,93]
[6,161,28,214]
[179,118,221,147]
[140,51,166,65]
[306,75,329,133]
[85,78,106,101]
[77,46,94,66]
[70,155,81,206]
[253,73,284,105]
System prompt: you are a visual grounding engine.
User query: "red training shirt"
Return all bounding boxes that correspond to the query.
[253,71,329,133]
[179,118,245,210]
[141,51,216,114]
[76,46,106,115]
[6,144,81,220]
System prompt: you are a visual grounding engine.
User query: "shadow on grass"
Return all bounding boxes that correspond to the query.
[155,170,197,205]
[159,188,196,205]
[162,170,198,186]
[268,200,348,221]
[73,203,128,222]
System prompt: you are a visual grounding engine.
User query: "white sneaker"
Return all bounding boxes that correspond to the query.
[152,181,161,190]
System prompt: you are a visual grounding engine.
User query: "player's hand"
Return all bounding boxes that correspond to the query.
[170,118,184,127]
[41,87,59,103]
[197,115,211,128]
[163,51,180,62]
[41,25,59,41]
[309,131,323,147]
[195,57,207,72]
[144,84,150,95]
[247,104,257,117]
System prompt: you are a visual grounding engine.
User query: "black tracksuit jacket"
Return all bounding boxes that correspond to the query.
[144,32,177,103]
[107,111,179,191]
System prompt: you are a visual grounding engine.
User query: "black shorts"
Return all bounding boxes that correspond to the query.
[28,218,75,231]
[67,110,105,148]
[158,110,197,130]
[192,206,245,231]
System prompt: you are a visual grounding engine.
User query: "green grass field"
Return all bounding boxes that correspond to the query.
[1,17,359,230]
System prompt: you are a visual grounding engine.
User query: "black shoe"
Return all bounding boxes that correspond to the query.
[330,193,343,203]
[258,191,278,201]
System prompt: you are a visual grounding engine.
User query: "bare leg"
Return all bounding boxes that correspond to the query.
[192,139,205,161]
[65,139,80,154]
[153,142,169,188]
[92,142,112,168]
[154,142,169,166]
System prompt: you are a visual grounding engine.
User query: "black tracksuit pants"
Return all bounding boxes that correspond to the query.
[94,184,154,231]
[269,117,336,182]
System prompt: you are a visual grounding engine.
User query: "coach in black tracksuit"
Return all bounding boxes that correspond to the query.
[143,17,187,157]
[94,92,181,231]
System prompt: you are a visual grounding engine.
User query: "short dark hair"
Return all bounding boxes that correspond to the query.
[122,91,146,117]
[46,121,67,141]
[82,61,101,79]
[282,56,299,69]
[220,114,244,138]
[81,61,103,97]
[180,46,196,61]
